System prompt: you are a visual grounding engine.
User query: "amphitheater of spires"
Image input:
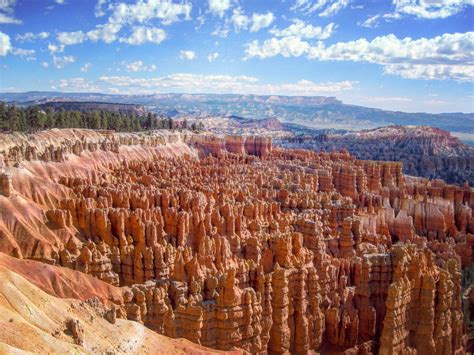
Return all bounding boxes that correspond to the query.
[0,128,473,353]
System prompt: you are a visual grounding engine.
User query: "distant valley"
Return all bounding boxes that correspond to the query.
[1,91,473,141]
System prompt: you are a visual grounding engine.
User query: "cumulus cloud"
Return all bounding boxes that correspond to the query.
[123,60,157,72]
[250,12,275,32]
[12,47,36,60]
[291,0,350,17]
[120,26,166,45]
[245,31,474,81]
[245,36,310,59]
[393,0,473,19]
[230,7,248,31]
[52,55,75,69]
[94,0,109,17]
[108,0,191,25]
[229,9,275,33]
[87,23,122,43]
[270,20,336,40]
[57,77,99,91]
[15,32,49,42]
[208,0,230,17]
[57,30,86,45]
[80,62,92,72]
[0,0,21,24]
[359,0,473,27]
[0,31,12,56]
[47,0,188,49]
[384,63,474,82]
[41,61,49,68]
[306,32,474,65]
[48,43,65,54]
[180,50,196,60]
[207,52,219,62]
[211,25,229,38]
[55,73,356,95]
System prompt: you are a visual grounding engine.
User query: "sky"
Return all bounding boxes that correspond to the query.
[0,0,473,113]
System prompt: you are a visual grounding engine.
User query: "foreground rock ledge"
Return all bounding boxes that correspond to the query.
[0,129,472,354]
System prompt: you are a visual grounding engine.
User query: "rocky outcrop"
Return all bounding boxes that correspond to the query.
[0,128,472,354]
[281,125,474,185]
[0,261,235,354]
[192,134,272,158]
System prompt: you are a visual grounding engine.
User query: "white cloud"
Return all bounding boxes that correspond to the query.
[55,73,356,95]
[120,26,166,45]
[207,52,219,62]
[230,9,275,33]
[0,0,21,24]
[306,32,474,65]
[108,0,191,26]
[245,36,310,59]
[34,0,190,51]
[211,25,229,38]
[180,50,196,60]
[12,47,36,60]
[0,13,20,23]
[57,77,99,92]
[123,60,157,72]
[291,0,350,17]
[230,7,249,31]
[358,14,380,28]
[41,61,49,68]
[52,55,75,69]
[384,63,474,82]
[15,31,50,42]
[393,0,473,19]
[55,0,65,4]
[250,12,275,32]
[320,0,350,16]
[360,0,473,27]
[80,62,92,72]
[57,31,86,45]
[245,31,474,82]
[0,31,11,56]
[87,23,122,43]
[363,96,413,103]
[270,20,336,40]
[208,0,230,17]
[48,43,65,54]
[95,0,108,17]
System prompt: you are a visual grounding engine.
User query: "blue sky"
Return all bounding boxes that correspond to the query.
[0,0,473,113]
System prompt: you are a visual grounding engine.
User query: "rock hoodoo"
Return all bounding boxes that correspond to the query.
[0,128,472,353]
[281,125,474,186]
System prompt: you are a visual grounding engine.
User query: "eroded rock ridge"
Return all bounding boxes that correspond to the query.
[0,129,472,354]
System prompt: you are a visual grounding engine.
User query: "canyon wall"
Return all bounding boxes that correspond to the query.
[281,125,474,186]
[0,128,472,353]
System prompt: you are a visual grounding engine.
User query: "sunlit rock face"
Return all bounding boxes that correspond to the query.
[0,129,472,353]
[281,125,474,186]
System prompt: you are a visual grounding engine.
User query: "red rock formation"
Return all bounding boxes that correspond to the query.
[0,128,471,353]
[282,125,474,186]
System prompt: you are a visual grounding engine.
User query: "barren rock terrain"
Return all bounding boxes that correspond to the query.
[0,128,472,353]
[281,125,474,186]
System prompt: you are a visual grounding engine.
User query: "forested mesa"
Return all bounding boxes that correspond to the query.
[0,103,204,132]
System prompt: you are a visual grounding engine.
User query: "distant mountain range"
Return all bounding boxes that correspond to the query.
[1,91,473,135]
[37,101,146,115]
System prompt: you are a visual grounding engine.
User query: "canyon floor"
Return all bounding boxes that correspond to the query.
[0,128,473,354]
